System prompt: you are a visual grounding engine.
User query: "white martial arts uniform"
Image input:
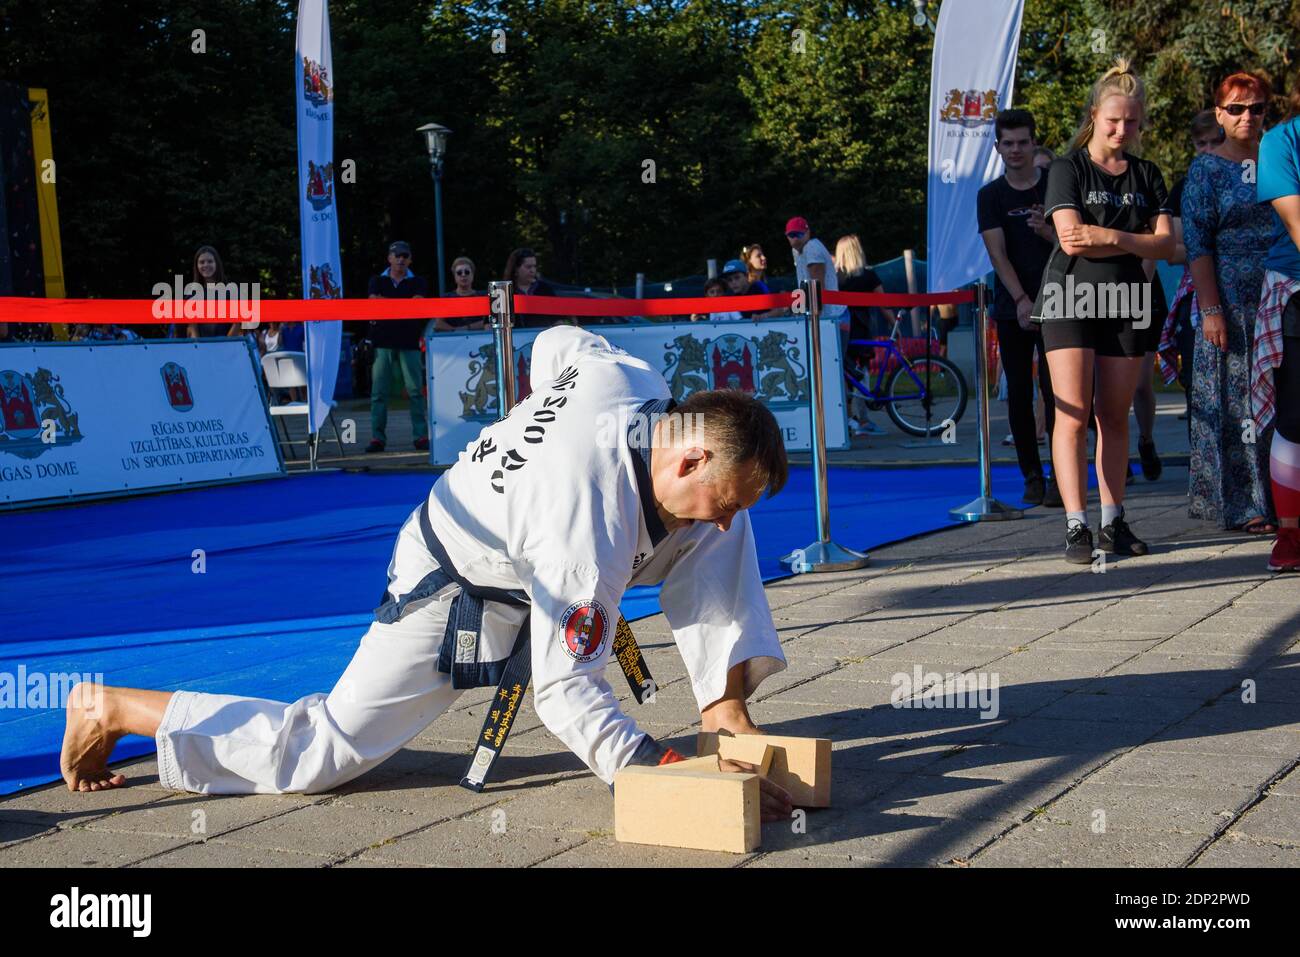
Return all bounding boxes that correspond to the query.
[156,327,786,794]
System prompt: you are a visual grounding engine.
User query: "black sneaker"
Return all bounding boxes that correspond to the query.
[1099,516,1149,556]
[1023,474,1045,506]
[1043,476,1063,508]
[1065,523,1094,565]
[1139,438,1162,481]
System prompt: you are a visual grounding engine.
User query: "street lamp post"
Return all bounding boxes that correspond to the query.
[416,123,452,295]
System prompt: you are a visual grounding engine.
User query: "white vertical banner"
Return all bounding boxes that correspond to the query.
[926,0,1025,293]
[296,0,342,433]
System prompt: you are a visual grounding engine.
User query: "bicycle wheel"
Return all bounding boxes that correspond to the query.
[884,355,969,437]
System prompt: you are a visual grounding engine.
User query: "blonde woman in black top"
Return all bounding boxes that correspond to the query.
[1032,60,1175,563]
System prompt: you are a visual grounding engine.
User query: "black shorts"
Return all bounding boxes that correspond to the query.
[1039,318,1154,357]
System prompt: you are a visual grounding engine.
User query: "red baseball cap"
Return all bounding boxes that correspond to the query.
[784,216,810,235]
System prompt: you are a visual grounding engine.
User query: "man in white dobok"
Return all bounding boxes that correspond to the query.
[62,326,794,819]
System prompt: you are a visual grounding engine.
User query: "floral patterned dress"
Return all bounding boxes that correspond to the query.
[1182,151,1279,527]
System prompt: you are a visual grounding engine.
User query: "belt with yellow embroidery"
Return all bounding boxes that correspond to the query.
[460,615,657,792]
[414,502,657,791]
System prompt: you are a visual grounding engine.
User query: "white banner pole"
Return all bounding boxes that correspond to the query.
[296,0,343,465]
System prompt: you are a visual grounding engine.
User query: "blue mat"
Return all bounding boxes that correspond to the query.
[0,463,1026,795]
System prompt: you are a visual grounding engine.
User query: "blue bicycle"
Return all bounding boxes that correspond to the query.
[843,319,969,437]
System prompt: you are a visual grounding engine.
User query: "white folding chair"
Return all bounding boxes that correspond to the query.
[260,350,346,466]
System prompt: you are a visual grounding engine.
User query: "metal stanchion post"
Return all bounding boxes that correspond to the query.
[304,319,318,470]
[949,280,1022,522]
[489,280,517,416]
[780,279,870,573]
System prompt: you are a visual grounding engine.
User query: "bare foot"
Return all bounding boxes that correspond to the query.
[60,682,127,792]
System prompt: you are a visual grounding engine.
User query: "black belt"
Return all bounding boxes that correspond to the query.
[411,501,656,791]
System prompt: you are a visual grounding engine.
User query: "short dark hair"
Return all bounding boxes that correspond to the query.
[673,389,788,497]
[703,277,726,294]
[995,109,1037,143]
[1190,109,1224,142]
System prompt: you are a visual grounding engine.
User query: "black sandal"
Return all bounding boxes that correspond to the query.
[1241,518,1278,535]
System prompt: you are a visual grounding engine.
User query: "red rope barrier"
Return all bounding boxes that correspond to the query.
[0,287,975,325]
[824,289,975,307]
[514,292,790,316]
[0,296,489,325]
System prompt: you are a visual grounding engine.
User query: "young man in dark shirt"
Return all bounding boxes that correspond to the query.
[978,109,1060,507]
[365,240,430,452]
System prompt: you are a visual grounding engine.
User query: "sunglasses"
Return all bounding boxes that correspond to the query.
[786,231,805,239]
[454,269,472,276]
[1219,102,1266,116]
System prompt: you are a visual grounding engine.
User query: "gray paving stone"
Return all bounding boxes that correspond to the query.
[972,825,1204,867]
[1091,748,1291,792]
[744,850,882,867]
[0,817,56,848]
[916,742,1115,783]
[0,826,185,867]
[765,677,899,708]
[985,716,1168,753]
[336,853,434,867]
[926,623,1052,647]
[982,646,1137,684]
[1042,782,1252,835]
[1081,655,1250,700]
[868,641,1007,670]
[214,802,436,859]
[534,835,748,867]
[322,773,505,827]
[1191,831,1300,867]
[1144,727,1300,760]
[1230,795,1300,846]
[359,809,588,866]
[1031,692,1205,726]
[863,774,1065,824]
[795,814,1011,866]
[78,792,308,841]
[1273,766,1300,796]
[138,841,333,867]
[0,778,177,828]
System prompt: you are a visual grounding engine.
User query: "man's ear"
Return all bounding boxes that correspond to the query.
[678,447,707,477]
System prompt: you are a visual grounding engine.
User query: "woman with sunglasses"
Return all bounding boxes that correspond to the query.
[434,256,487,331]
[1181,73,1278,536]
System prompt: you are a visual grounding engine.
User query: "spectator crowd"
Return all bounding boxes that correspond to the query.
[6,57,1300,574]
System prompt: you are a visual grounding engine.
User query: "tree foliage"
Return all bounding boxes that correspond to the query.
[2,0,1298,297]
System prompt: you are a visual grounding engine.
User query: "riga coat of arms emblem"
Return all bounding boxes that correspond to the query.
[938,88,1000,128]
[161,362,194,412]
[0,367,84,459]
[662,329,809,408]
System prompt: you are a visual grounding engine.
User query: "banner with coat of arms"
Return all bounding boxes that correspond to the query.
[926,0,1025,294]
[0,339,283,508]
[296,0,342,434]
[423,319,847,467]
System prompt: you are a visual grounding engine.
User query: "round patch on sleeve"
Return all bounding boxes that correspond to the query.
[560,600,610,662]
